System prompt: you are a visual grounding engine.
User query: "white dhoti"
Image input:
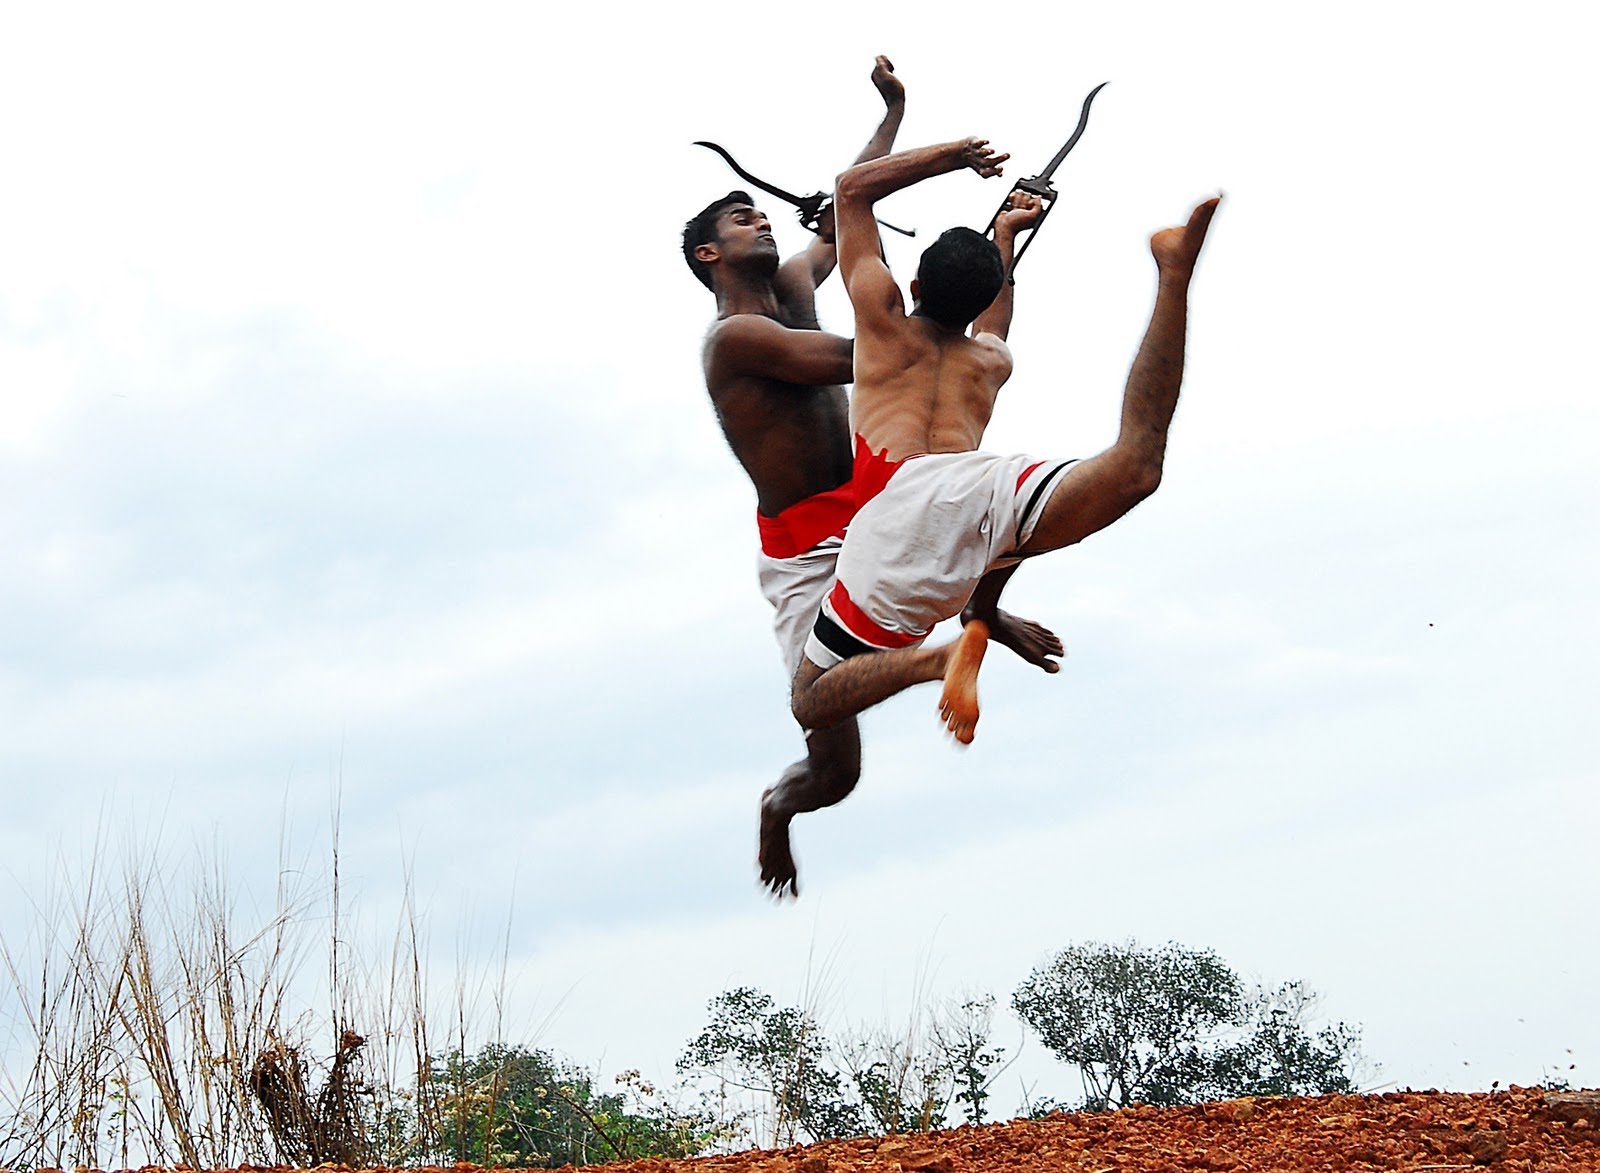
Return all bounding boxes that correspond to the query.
[804,449,1076,668]
[757,535,844,679]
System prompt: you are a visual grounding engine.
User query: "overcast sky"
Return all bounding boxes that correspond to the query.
[2,0,1596,1114]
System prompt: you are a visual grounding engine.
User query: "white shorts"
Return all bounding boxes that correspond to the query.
[757,534,844,679]
[803,451,1076,668]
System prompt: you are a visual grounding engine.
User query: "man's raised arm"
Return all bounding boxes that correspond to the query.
[833,137,1009,313]
[970,191,1043,341]
[853,56,907,167]
[782,56,907,293]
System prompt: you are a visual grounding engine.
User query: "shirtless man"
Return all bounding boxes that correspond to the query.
[789,135,1219,743]
[685,64,1062,896]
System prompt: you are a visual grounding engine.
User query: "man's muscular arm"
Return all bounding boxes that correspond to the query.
[778,56,907,300]
[970,191,1043,342]
[834,137,1008,322]
[707,315,853,388]
[852,55,908,167]
[963,564,1063,673]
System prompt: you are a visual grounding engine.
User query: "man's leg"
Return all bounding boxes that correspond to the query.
[1017,197,1220,555]
[758,719,860,898]
[790,625,991,745]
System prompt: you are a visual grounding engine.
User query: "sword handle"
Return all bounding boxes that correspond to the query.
[979,81,1107,274]
[983,176,1058,235]
[794,194,829,233]
[984,177,1058,270]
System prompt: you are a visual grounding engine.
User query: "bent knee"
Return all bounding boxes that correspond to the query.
[1127,462,1162,503]
[791,699,838,735]
[1108,449,1163,507]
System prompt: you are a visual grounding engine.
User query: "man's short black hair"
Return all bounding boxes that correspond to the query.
[915,227,1004,329]
[682,190,754,291]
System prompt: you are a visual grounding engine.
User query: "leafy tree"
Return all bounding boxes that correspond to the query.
[1207,981,1360,1099]
[833,996,1006,1133]
[934,994,1007,1126]
[677,987,861,1145]
[678,987,1008,1144]
[1012,941,1360,1110]
[836,1028,950,1135]
[427,1044,715,1167]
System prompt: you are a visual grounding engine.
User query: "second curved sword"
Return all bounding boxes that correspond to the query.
[693,141,917,238]
[984,82,1109,272]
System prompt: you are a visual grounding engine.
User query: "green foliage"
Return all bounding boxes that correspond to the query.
[1012,941,1360,1110]
[937,995,1006,1126]
[837,1035,947,1135]
[678,987,1008,1145]
[678,986,861,1145]
[429,1044,717,1167]
[1207,981,1360,1100]
[838,994,1007,1133]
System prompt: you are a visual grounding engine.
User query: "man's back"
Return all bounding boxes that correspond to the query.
[830,137,1034,464]
[850,314,1012,463]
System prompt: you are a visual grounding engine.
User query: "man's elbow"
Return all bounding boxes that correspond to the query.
[835,165,869,203]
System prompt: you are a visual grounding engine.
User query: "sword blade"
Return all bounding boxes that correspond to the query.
[1033,81,1109,184]
[695,140,916,237]
[693,141,812,210]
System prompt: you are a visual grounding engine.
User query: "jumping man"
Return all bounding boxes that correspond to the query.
[683,65,1062,896]
[789,135,1219,742]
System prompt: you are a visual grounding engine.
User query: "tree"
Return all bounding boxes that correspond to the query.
[934,994,1007,1126]
[839,993,1007,1132]
[677,987,860,1146]
[678,987,1009,1144]
[427,1044,715,1167]
[1207,981,1360,1099]
[1012,941,1360,1110]
[835,1026,950,1136]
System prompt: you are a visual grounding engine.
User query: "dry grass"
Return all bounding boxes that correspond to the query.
[0,814,501,1171]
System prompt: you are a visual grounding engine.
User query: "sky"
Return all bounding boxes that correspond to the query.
[1,0,1596,1121]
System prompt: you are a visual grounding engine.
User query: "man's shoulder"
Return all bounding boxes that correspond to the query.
[703,311,760,354]
[967,330,1014,366]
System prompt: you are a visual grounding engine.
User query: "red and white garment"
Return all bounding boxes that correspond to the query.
[803,439,1077,668]
[754,482,856,679]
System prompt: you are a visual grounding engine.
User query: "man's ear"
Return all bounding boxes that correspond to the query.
[909,277,920,303]
[694,242,721,266]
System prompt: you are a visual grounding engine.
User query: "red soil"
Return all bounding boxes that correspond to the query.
[74,1087,1600,1173]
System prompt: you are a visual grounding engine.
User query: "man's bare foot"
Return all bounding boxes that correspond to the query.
[981,607,1063,673]
[938,620,990,744]
[758,787,800,898]
[1150,196,1220,275]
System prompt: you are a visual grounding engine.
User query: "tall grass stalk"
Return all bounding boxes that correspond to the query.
[0,814,505,1170]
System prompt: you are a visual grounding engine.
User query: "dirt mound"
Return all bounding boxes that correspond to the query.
[556,1086,1597,1173]
[75,1086,1599,1173]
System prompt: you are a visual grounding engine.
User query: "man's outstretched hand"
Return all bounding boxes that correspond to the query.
[871,55,905,107]
[959,137,1009,178]
[968,605,1064,673]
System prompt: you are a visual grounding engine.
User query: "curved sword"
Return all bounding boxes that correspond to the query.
[984,82,1109,271]
[693,141,916,237]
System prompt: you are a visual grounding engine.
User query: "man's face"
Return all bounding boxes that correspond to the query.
[712,203,780,274]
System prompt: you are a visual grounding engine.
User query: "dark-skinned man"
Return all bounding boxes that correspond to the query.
[682,60,1061,897]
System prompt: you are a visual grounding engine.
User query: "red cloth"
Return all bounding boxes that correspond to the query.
[851,434,908,510]
[756,482,856,559]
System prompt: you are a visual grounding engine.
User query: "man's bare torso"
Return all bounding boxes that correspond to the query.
[850,316,1013,463]
[702,310,853,517]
